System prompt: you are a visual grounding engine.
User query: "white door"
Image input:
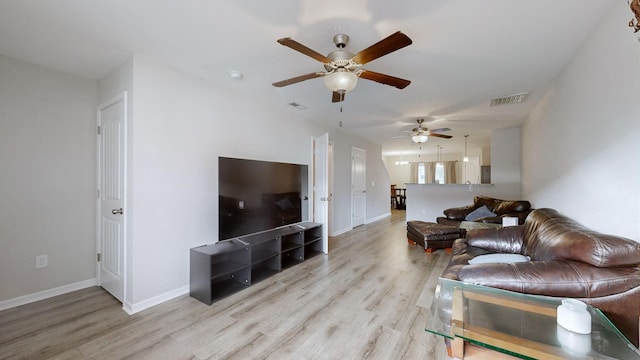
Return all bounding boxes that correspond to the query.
[313,133,329,254]
[97,93,127,302]
[352,148,366,227]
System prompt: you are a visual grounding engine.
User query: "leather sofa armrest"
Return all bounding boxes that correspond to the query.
[436,217,461,226]
[457,260,640,298]
[465,226,525,254]
[443,204,477,221]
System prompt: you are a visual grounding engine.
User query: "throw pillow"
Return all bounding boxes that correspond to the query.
[465,205,496,221]
[468,253,530,264]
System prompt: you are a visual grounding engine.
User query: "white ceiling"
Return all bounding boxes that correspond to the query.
[0,0,614,156]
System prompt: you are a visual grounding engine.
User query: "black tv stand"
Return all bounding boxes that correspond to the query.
[189,222,322,305]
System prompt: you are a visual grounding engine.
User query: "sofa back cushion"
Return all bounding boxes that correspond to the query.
[524,208,640,267]
[473,195,531,215]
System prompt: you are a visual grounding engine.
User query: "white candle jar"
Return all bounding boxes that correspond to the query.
[557,298,591,334]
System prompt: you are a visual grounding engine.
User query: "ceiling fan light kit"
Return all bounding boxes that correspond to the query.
[411,134,429,144]
[273,31,412,103]
[400,118,453,144]
[324,68,358,93]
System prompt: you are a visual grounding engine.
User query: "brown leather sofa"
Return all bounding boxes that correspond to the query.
[436,208,640,347]
[436,195,532,226]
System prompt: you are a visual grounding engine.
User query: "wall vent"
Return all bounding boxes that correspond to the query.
[490,92,529,107]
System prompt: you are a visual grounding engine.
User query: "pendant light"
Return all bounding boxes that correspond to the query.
[463,135,469,162]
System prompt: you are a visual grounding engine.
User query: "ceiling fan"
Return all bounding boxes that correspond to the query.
[394,119,453,143]
[272,31,412,103]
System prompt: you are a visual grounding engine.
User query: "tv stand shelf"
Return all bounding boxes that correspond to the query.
[190,222,323,305]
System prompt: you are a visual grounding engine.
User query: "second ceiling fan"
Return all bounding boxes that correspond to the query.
[272,31,412,103]
[394,119,453,143]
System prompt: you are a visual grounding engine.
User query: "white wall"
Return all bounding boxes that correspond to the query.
[406,128,522,222]
[522,2,640,241]
[0,54,97,303]
[0,53,391,310]
[118,57,391,310]
[383,145,485,186]
[490,126,522,200]
[97,59,135,307]
[328,131,391,235]
[126,57,321,308]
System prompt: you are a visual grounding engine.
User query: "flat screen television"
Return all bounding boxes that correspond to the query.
[218,157,309,240]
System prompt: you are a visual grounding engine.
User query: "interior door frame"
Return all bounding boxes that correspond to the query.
[351,147,366,228]
[327,141,334,236]
[312,133,330,254]
[96,91,128,303]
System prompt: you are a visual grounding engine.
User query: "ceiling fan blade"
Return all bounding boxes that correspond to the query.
[332,91,345,103]
[272,72,325,87]
[428,133,453,139]
[359,70,411,89]
[277,37,332,63]
[352,31,412,65]
[429,128,451,132]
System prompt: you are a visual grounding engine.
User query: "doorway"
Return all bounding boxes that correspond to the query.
[351,147,366,227]
[96,92,127,303]
[313,133,330,254]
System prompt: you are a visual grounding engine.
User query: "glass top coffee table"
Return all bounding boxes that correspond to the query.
[426,278,640,359]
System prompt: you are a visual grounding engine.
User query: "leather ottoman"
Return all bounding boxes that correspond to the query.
[406,221,464,253]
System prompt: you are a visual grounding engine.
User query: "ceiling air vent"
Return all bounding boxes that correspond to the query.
[490,92,529,107]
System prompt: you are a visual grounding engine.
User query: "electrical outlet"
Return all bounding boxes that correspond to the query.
[36,255,48,269]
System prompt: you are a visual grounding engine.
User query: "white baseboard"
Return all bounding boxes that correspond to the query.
[330,226,352,236]
[0,278,97,311]
[366,212,391,224]
[123,285,189,315]
[323,212,394,238]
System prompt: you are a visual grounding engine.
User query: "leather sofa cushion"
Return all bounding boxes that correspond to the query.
[443,196,532,221]
[440,238,493,280]
[465,226,526,254]
[443,204,475,220]
[457,260,640,298]
[525,209,640,267]
[475,195,531,215]
[493,199,531,214]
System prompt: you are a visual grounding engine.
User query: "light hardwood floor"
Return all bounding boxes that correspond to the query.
[0,210,451,359]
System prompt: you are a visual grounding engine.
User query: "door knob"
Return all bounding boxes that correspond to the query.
[112,208,123,215]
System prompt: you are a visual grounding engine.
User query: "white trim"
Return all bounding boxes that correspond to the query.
[0,278,97,311]
[330,226,352,237]
[331,212,390,236]
[122,285,189,315]
[96,91,128,303]
[366,212,391,224]
[351,147,367,228]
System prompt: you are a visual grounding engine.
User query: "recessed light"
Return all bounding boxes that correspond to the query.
[228,70,243,80]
